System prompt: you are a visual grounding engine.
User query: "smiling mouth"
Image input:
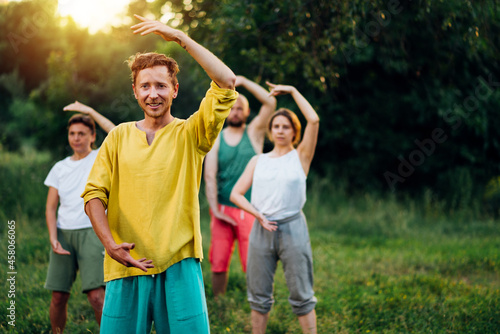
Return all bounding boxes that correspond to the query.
[147,102,162,107]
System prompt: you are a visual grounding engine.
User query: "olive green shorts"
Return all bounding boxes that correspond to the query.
[45,227,105,293]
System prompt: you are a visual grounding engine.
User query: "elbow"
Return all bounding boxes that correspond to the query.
[203,173,211,183]
[310,115,320,125]
[204,171,216,186]
[222,72,237,90]
[229,192,237,206]
[45,205,57,219]
[84,197,105,217]
[268,96,277,110]
[84,201,91,217]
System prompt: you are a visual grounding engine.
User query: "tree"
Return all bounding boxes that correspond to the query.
[1,0,500,203]
[146,0,500,201]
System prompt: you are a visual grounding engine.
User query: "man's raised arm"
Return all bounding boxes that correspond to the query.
[235,76,276,152]
[131,14,236,90]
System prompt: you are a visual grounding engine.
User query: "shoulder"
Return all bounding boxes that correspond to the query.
[84,149,100,163]
[242,154,260,175]
[44,156,71,185]
[52,156,72,170]
[250,154,262,165]
[112,122,135,133]
[102,122,136,141]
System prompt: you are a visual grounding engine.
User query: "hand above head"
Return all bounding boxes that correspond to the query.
[266,82,296,96]
[63,101,94,115]
[131,14,182,43]
[235,75,247,87]
[106,242,154,272]
[131,14,235,89]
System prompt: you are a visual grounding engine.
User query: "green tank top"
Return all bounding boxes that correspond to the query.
[217,128,256,206]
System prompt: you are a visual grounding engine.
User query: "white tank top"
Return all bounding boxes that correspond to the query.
[251,150,306,221]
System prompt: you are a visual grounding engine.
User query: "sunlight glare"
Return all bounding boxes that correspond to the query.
[57,0,132,34]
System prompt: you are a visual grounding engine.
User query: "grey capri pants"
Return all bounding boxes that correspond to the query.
[246,211,317,316]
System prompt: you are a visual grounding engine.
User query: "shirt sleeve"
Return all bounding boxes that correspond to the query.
[81,130,116,209]
[44,163,60,190]
[188,81,238,154]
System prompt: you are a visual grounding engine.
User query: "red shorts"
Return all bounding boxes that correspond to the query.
[209,204,255,273]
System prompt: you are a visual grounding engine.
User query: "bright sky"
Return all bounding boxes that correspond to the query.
[6,0,175,34]
[57,0,133,34]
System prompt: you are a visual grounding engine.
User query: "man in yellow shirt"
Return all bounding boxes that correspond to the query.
[82,14,237,333]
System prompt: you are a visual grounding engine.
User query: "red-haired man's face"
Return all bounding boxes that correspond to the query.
[132,65,178,120]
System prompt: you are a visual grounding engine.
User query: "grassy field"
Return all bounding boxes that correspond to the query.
[0,150,499,333]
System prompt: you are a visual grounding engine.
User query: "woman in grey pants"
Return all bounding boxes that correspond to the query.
[230,82,320,334]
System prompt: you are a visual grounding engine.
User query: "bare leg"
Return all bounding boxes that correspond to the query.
[298,309,317,334]
[251,309,269,334]
[212,272,228,297]
[50,291,70,334]
[86,287,105,325]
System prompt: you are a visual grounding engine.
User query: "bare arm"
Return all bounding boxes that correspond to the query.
[204,137,237,226]
[267,82,320,175]
[85,198,154,272]
[45,187,70,255]
[230,156,277,232]
[131,15,236,90]
[236,76,276,153]
[63,101,116,133]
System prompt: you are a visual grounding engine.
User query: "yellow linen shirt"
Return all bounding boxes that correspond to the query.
[82,82,237,282]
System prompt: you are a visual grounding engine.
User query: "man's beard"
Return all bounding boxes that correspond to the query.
[141,100,170,119]
[227,119,244,127]
[144,108,167,118]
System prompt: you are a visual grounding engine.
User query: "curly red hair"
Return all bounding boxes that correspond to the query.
[127,52,179,86]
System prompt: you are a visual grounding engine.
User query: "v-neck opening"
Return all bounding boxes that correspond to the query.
[134,119,176,147]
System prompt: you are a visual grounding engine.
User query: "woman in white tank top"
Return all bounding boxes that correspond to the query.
[230,82,320,333]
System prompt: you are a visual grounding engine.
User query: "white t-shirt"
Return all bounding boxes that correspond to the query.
[44,149,99,230]
[251,149,306,221]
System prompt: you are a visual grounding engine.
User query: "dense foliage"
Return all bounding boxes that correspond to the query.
[1,0,500,203]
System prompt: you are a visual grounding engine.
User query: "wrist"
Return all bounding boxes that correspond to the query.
[174,30,188,48]
[105,242,120,254]
[48,231,58,241]
[256,211,265,221]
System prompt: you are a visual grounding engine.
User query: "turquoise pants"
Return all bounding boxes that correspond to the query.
[100,258,210,333]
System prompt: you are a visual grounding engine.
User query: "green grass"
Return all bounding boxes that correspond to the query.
[0,150,499,333]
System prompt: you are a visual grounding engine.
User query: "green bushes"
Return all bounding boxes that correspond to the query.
[0,148,52,229]
[1,150,499,332]
[3,0,500,198]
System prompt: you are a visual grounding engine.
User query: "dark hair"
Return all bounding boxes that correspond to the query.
[67,114,96,134]
[127,52,180,86]
[267,108,302,147]
[67,114,96,148]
